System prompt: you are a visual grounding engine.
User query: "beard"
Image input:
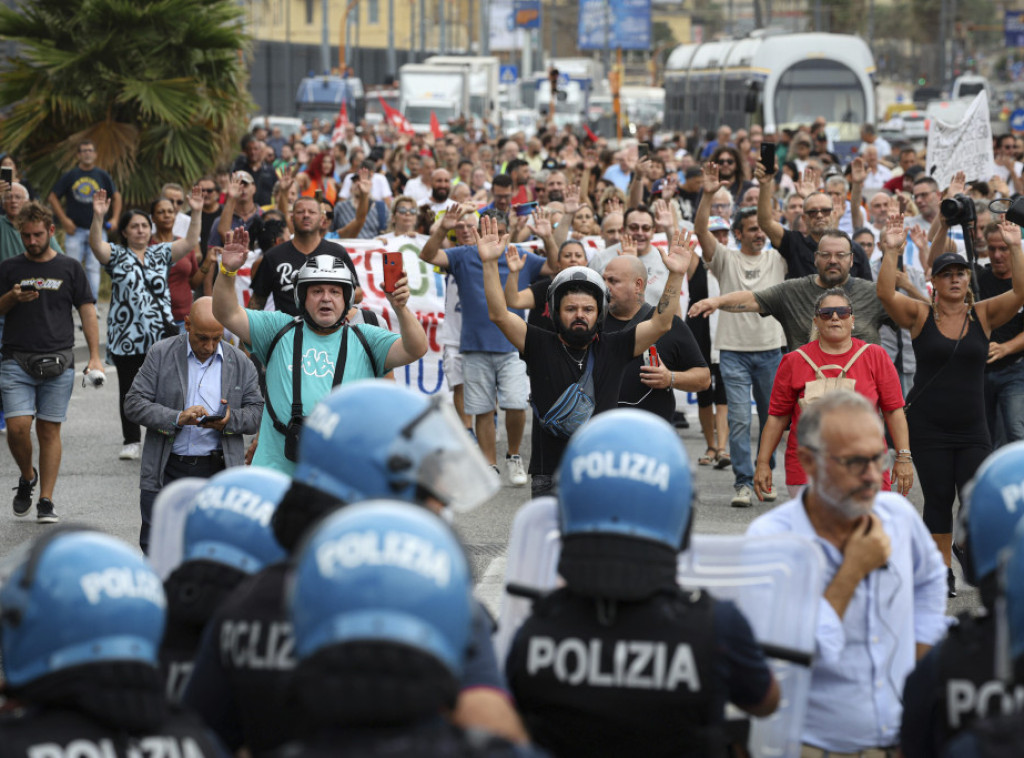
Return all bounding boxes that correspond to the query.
[811,475,877,520]
[820,266,847,287]
[561,320,598,348]
[547,190,565,203]
[432,187,449,203]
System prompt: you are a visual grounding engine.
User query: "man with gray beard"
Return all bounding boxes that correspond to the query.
[746,391,947,758]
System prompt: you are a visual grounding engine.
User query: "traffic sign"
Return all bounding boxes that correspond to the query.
[500,65,519,85]
[1011,108,1024,132]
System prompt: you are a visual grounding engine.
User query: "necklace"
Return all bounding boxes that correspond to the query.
[561,341,587,370]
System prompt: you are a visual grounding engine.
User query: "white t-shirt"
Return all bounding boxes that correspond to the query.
[377,231,430,248]
[707,243,786,352]
[404,176,431,205]
[339,172,393,202]
[437,273,461,348]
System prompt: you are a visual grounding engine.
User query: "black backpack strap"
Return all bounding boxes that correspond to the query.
[290,321,305,418]
[263,317,302,435]
[349,324,380,377]
[331,325,351,387]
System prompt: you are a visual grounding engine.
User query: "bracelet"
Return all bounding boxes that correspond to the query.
[670,371,676,390]
[896,449,911,455]
[219,263,237,277]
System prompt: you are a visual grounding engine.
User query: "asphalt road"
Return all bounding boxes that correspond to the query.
[0,309,979,622]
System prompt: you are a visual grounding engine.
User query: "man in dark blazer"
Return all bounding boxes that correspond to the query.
[125,297,263,552]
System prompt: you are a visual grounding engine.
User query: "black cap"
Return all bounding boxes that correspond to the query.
[684,166,703,180]
[541,157,565,171]
[931,252,970,276]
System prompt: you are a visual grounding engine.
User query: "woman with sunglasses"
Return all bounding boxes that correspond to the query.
[753,288,910,502]
[375,195,428,247]
[877,214,1024,596]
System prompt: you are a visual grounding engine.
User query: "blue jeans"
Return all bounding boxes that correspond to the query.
[720,348,781,489]
[985,359,1024,447]
[64,226,101,302]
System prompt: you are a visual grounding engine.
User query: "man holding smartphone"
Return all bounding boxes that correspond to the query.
[124,297,264,553]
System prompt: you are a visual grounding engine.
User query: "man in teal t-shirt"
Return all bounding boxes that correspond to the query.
[213,235,428,474]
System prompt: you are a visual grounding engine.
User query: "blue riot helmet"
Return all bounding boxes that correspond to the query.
[183,467,289,574]
[0,529,166,688]
[558,408,694,549]
[954,441,1024,592]
[293,381,498,513]
[1003,520,1024,671]
[556,410,694,600]
[289,500,472,677]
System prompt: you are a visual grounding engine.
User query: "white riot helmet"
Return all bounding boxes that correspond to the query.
[293,254,355,329]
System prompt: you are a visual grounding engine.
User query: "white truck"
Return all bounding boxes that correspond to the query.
[424,55,502,131]
[398,63,471,133]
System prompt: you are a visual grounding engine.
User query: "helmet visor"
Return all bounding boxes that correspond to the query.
[399,399,500,513]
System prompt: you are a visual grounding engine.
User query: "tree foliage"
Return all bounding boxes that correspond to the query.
[0,0,253,206]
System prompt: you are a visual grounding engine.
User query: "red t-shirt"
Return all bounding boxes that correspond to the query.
[168,249,199,321]
[769,339,904,487]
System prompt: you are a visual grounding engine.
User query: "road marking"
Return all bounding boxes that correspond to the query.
[474,555,507,618]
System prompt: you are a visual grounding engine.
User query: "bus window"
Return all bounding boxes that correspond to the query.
[773,60,866,137]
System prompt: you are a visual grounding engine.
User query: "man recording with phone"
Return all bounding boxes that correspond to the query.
[124,297,264,553]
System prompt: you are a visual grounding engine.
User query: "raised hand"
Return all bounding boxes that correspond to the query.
[227,175,242,200]
[564,184,581,215]
[505,244,524,273]
[662,229,695,274]
[999,218,1023,248]
[881,213,907,254]
[605,196,624,216]
[652,198,674,230]
[439,204,466,232]
[687,298,719,319]
[620,231,637,256]
[474,214,509,263]
[187,184,203,214]
[220,228,249,272]
[702,162,726,194]
[849,157,867,185]
[907,223,928,254]
[92,188,111,219]
[796,167,820,198]
[946,170,966,198]
[527,206,553,238]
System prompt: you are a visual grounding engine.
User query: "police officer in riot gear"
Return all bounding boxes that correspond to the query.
[0,528,225,757]
[505,409,780,758]
[901,441,1024,756]
[941,511,1024,756]
[159,468,289,702]
[278,500,547,757]
[183,381,523,755]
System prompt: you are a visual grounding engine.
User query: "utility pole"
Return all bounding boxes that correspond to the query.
[480,0,489,54]
[321,0,330,74]
[388,0,396,73]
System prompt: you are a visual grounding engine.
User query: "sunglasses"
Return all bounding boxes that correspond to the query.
[717,159,736,165]
[627,224,653,233]
[805,208,832,217]
[395,207,417,215]
[200,187,217,194]
[816,306,853,320]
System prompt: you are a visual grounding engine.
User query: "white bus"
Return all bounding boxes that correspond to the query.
[664,32,876,155]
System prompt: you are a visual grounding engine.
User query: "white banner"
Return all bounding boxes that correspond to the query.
[925,91,996,189]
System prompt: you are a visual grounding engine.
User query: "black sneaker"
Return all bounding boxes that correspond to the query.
[947,567,957,599]
[36,498,58,524]
[12,468,37,517]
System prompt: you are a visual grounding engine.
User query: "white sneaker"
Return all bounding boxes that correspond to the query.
[731,485,752,508]
[119,442,141,460]
[507,454,527,487]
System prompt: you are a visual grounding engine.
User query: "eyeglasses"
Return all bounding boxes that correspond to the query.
[200,187,217,194]
[815,250,853,260]
[807,448,895,476]
[627,224,653,233]
[168,199,184,207]
[710,203,732,212]
[717,159,736,166]
[395,207,417,215]
[805,208,833,217]
[815,306,853,320]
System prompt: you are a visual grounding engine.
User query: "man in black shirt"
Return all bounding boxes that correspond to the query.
[978,222,1024,446]
[0,202,104,523]
[478,215,694,495]
[231,133,278,207]
[602,255,709,420]
[755,162,873,281]
[249,196,360,315]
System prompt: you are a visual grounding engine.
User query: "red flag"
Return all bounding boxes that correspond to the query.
[429,110,445,140]
[583,123,600,143]
[331,101,350,145]
[380,97,414,136]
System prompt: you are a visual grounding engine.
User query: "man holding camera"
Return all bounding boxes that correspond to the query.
[124,297,263,553]
[0,201,104,524]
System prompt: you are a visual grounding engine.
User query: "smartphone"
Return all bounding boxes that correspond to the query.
[638,144,650,161]
[198,411,226,425]
[0,166,12,186]
[760,143,776,174]
[19,282,36,292]
[514,201,538,217]
[382,252,403,293]
[314,189,324,203]
[648,346,660,367]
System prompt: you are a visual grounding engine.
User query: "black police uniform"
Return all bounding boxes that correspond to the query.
[901,612,1024,758]
[0,666,226,758]
[506,586,772,758]
[942,711,1024,757]
[183,563,507,755]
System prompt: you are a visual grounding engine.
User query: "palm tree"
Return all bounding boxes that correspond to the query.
[0,0,253,207]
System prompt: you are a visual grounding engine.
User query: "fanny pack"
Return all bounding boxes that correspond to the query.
[532,349,596,439]
[795,343,870,409]
[10,348,74,380]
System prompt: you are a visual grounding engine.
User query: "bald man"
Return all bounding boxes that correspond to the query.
[602,256,709,421]
[125,297,264,552]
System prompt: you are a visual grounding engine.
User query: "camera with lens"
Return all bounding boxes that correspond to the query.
[940,193,977,226]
